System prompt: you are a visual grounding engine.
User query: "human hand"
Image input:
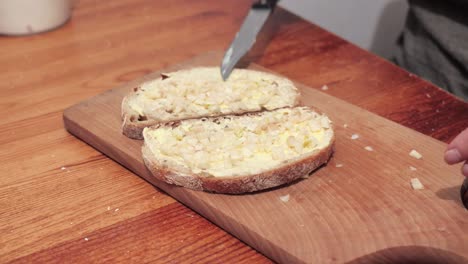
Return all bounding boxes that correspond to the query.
[444,128,468,177]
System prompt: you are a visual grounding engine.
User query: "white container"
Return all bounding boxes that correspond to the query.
[0,0,72,35]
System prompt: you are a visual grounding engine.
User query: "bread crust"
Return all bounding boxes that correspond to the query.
[142,132,335,194]
[121,94,154,140]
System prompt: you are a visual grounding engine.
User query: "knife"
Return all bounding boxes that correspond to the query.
[220,0,278,81]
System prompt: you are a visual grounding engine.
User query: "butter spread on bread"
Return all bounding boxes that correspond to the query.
[121,67,300,139]
[142,107,334,194]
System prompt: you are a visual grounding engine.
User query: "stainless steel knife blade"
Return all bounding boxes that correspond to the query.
[220,0,277,81]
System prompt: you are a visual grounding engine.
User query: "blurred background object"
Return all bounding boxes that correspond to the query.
[280,0,409,59]
[0,0,72,35]
[281,0,468,101]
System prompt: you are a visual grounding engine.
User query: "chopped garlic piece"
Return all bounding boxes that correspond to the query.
[336,164,343,168]
[129,67,298,121]
[409,166,417,171]
[343,124,348,128]
[351,134,359,140]
[364,146,373,151]
[409,149,422,159]
[279,194,290,202]
[410,178,424,190]
[321,85,329,91]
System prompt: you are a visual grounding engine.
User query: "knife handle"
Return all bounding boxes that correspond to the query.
[253,0,278,9]
[462,178,468,209]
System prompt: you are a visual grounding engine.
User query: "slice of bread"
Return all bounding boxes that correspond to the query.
[122,67,300,139]
[142,107,335,194]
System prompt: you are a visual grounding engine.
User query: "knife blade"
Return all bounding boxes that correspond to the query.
[220,0,278,81]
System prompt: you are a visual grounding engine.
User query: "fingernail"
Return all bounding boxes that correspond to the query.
[463,163,468,178]
[445,149,462,164]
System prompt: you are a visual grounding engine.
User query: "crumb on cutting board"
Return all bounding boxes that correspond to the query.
[411,178,424,190]
[280,194,290,202]
[409,149,423,159]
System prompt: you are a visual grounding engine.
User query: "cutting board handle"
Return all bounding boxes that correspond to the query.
[462,178,468,209]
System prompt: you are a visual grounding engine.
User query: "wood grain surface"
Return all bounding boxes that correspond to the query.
[1,0,467,263]
[62,52,468,263]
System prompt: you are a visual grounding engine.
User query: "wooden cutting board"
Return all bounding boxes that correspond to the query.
[63,52,468,264]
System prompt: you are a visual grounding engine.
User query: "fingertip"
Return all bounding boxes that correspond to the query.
[445,148,462,164]
[463,162,468,178]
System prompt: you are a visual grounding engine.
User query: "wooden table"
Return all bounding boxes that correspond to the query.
[1,0,467,263]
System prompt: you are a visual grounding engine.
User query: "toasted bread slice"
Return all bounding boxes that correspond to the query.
[142,107,335,194]
[122,67,300,139]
